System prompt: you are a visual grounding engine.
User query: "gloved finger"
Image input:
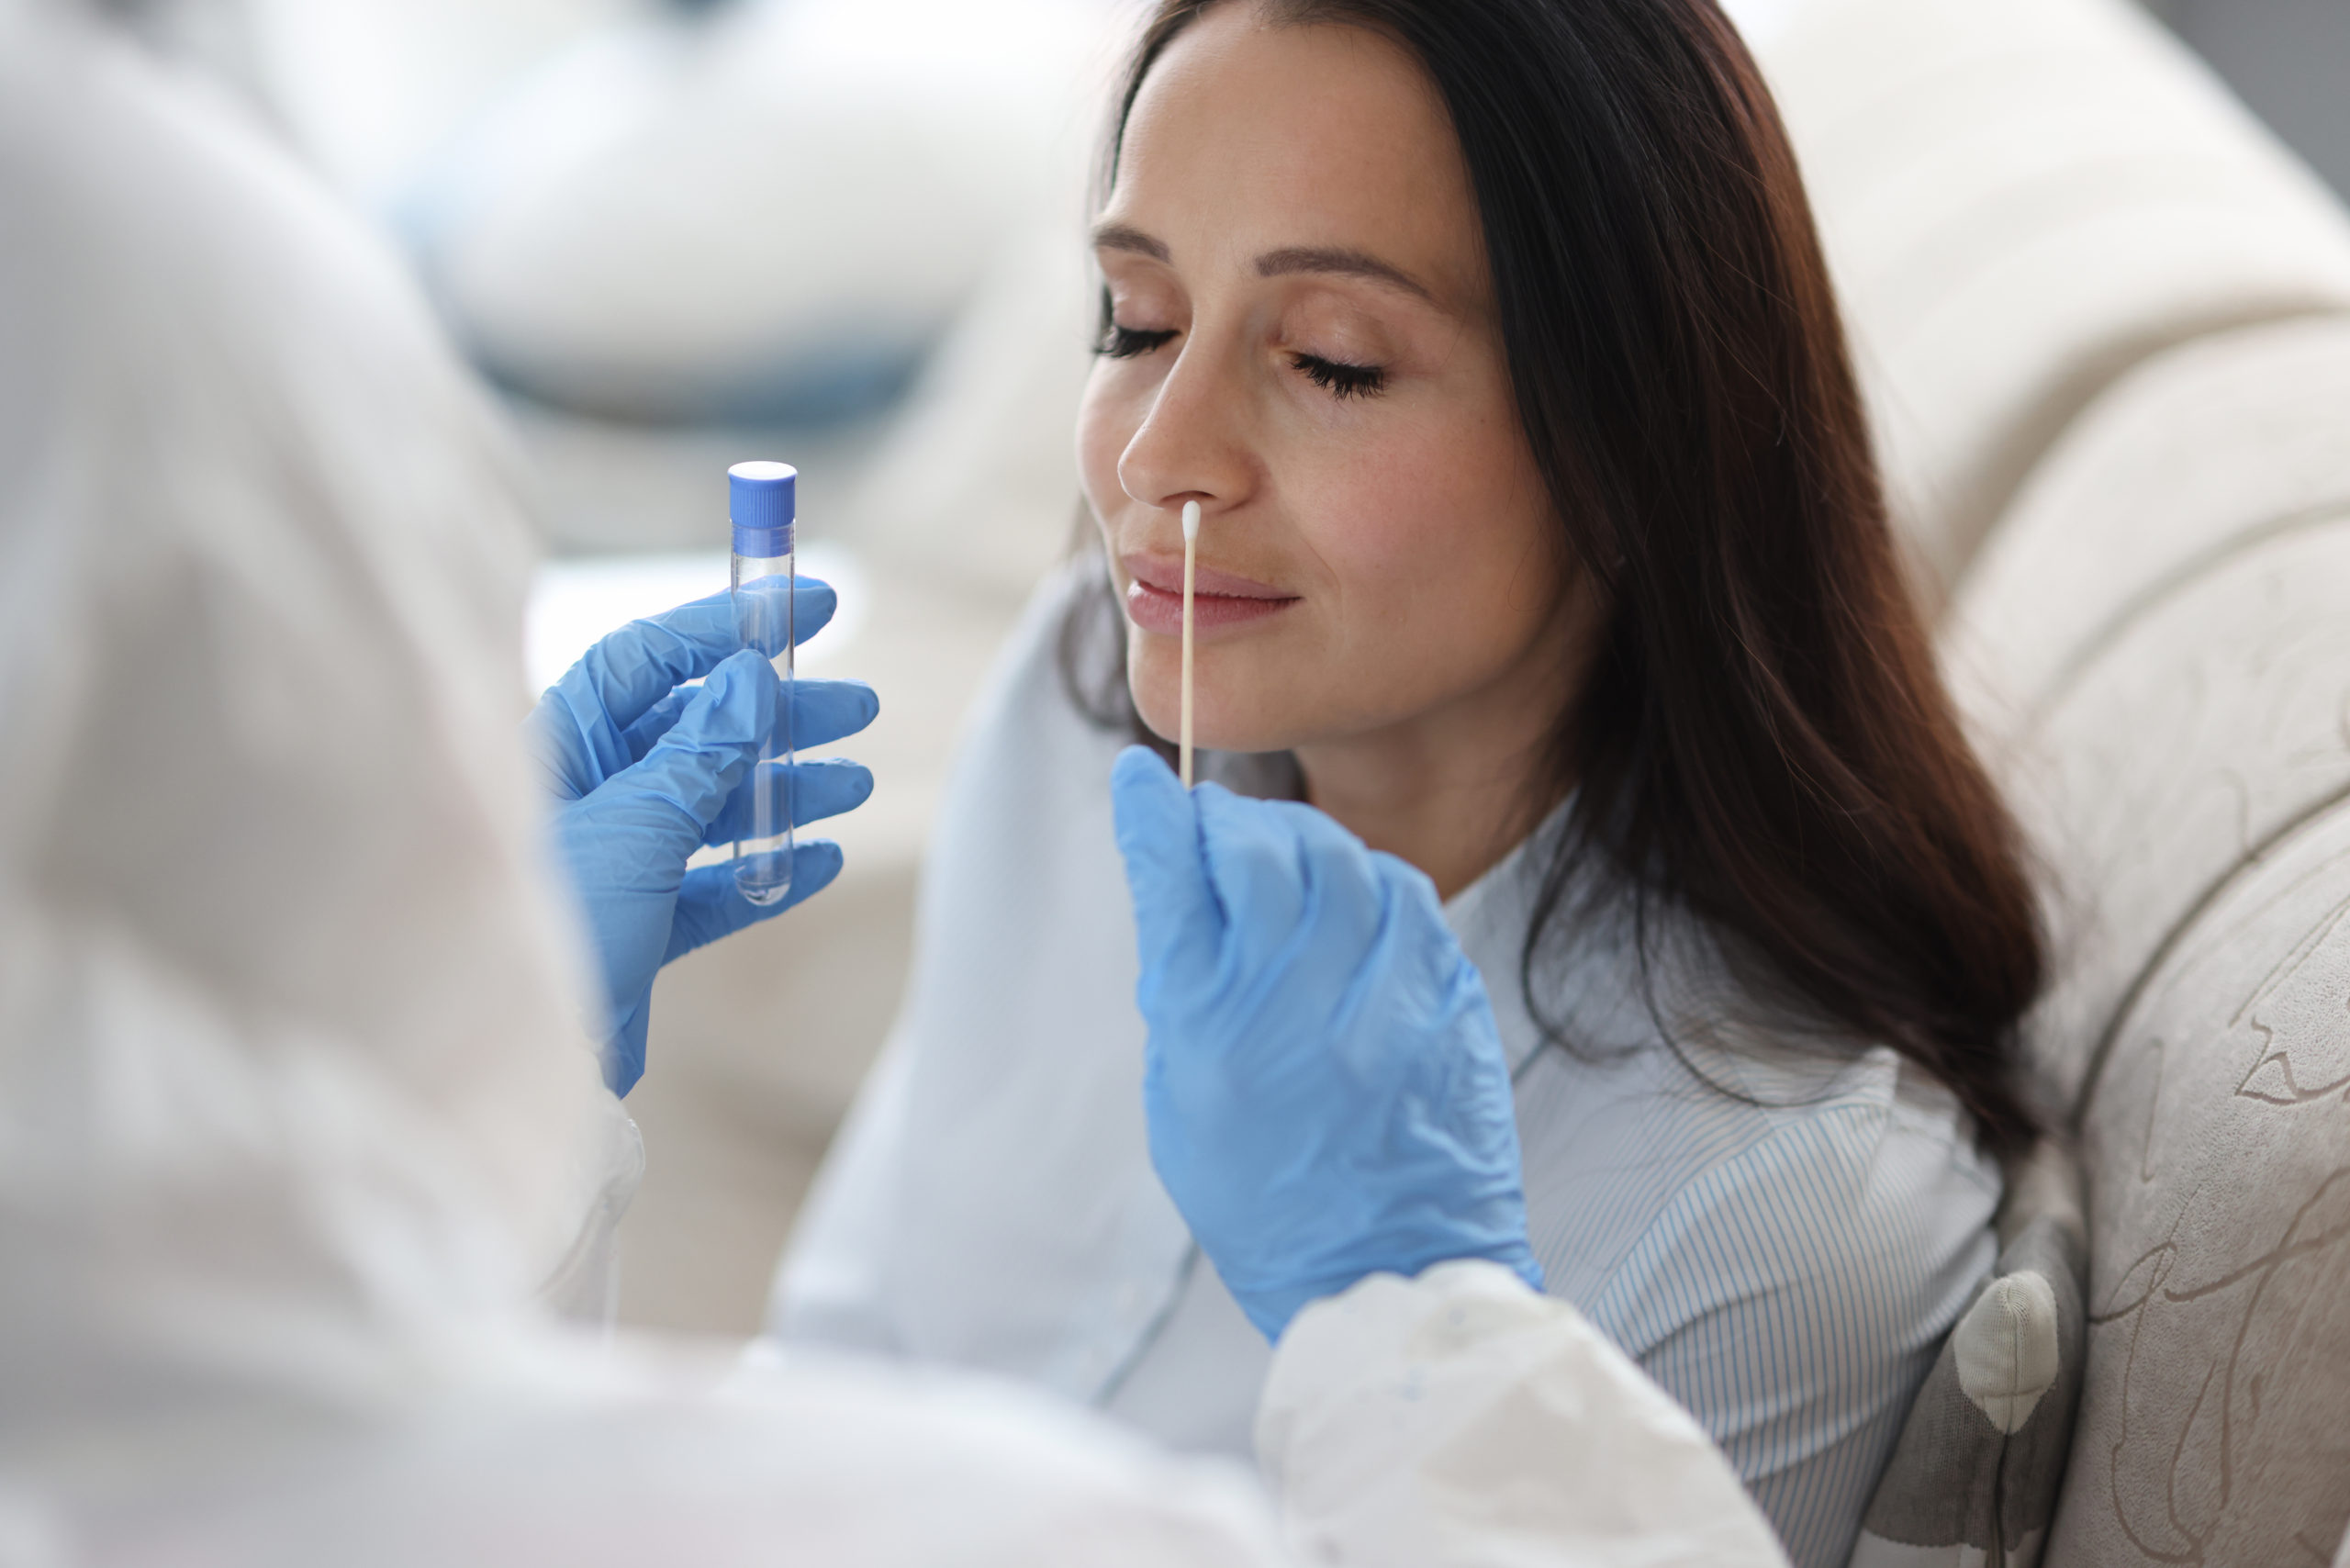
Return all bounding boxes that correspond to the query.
[606,999,652,1099]
[1112,746,1223,993]
[664,840,846,964]
[619,687,696,764]
[1263,800,1387,977]
[556,580,839,742]
[737,574,841,652]
[616,670,876,765]
[605,649,776,844]
[701,757,875,846]
[786,678,881,751]
[1361,848,1457,984]
[1192,782,1313,960]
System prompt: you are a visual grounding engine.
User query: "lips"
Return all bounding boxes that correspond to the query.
[1121,552,1300,637]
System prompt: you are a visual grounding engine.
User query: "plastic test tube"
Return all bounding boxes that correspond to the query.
[729,460,796,906]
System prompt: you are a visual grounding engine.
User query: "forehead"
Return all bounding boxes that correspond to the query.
[1110,7,1484,301]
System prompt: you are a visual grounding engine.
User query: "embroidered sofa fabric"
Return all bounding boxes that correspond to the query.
[1940,317,2350,1564]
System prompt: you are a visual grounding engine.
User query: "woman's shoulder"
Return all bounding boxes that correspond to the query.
[1518,1025,2002,1275]
[1474,837,1995,1148]
[1669,915,2007,1215]
[1497,858,2002,1297]
[1524,1022,2001,1391]
[1683,1039,2004,1226]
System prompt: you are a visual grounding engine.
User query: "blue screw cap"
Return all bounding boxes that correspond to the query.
[730,461,796,557]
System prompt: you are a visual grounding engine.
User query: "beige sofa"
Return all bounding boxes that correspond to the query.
[1748,0,2350,1559]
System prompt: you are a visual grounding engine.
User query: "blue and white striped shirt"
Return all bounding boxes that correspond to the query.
[1103,818,2000,1568]
[773,568,2000,1568]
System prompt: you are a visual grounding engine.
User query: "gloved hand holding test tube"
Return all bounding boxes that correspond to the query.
[525,554,877,1093]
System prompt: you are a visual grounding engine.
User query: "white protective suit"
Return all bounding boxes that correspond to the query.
[0,7,1791,1564]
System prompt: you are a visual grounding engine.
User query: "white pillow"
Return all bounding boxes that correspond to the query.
[408,0,1124,422]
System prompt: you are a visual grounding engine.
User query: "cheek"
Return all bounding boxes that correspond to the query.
[1293,410,1554,650]
[1076,369,1137,520]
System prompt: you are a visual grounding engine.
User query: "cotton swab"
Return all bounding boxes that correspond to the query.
[1180,498,1200,788]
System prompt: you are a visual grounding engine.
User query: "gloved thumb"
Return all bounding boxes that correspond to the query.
[617,649,777,841]
[1111,745,1222,1000]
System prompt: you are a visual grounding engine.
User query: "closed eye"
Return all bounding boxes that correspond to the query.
[1100,323,1180,359]
[1291,352,1386,399]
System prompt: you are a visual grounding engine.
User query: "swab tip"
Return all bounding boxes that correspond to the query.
[1181,499,1201,543]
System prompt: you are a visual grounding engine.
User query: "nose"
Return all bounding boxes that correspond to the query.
[1115,338,1257,523]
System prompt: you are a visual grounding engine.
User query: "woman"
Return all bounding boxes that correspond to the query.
[773,4,2042,1563]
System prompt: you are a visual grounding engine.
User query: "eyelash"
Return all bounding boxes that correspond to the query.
[1290,353,1387,400]
[1099,323,1178,359]
[1096,322,1389,401]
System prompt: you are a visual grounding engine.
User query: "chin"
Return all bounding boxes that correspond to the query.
[1125,641,1331,756]
[1126,685,1295,758]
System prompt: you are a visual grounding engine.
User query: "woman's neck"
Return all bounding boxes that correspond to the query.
[1292,612,1586,902]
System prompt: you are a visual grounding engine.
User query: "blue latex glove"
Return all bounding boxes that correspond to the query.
[525,583,879,1094]
[1111,745,1542,1341]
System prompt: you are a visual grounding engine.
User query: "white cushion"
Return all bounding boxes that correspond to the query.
[1952,1270,2062,1435]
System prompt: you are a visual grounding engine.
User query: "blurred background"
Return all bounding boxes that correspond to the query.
[98,0,2350,1337]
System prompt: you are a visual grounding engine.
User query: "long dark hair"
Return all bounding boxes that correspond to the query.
[1063,0,2044,1151]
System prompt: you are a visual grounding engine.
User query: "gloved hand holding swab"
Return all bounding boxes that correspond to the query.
[1181,498,1201,788]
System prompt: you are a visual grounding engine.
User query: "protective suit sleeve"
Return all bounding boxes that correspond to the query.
[1261,1260,1794,1568]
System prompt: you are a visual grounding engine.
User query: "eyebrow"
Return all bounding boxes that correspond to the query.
[1091,222,1171,262]
[1256,246,1435,303]
[1090,224,1437,304]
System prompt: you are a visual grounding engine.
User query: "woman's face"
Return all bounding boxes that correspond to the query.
[1080,5,1580,768]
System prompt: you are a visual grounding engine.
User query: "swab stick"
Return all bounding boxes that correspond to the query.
[1180,499,1200,788]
